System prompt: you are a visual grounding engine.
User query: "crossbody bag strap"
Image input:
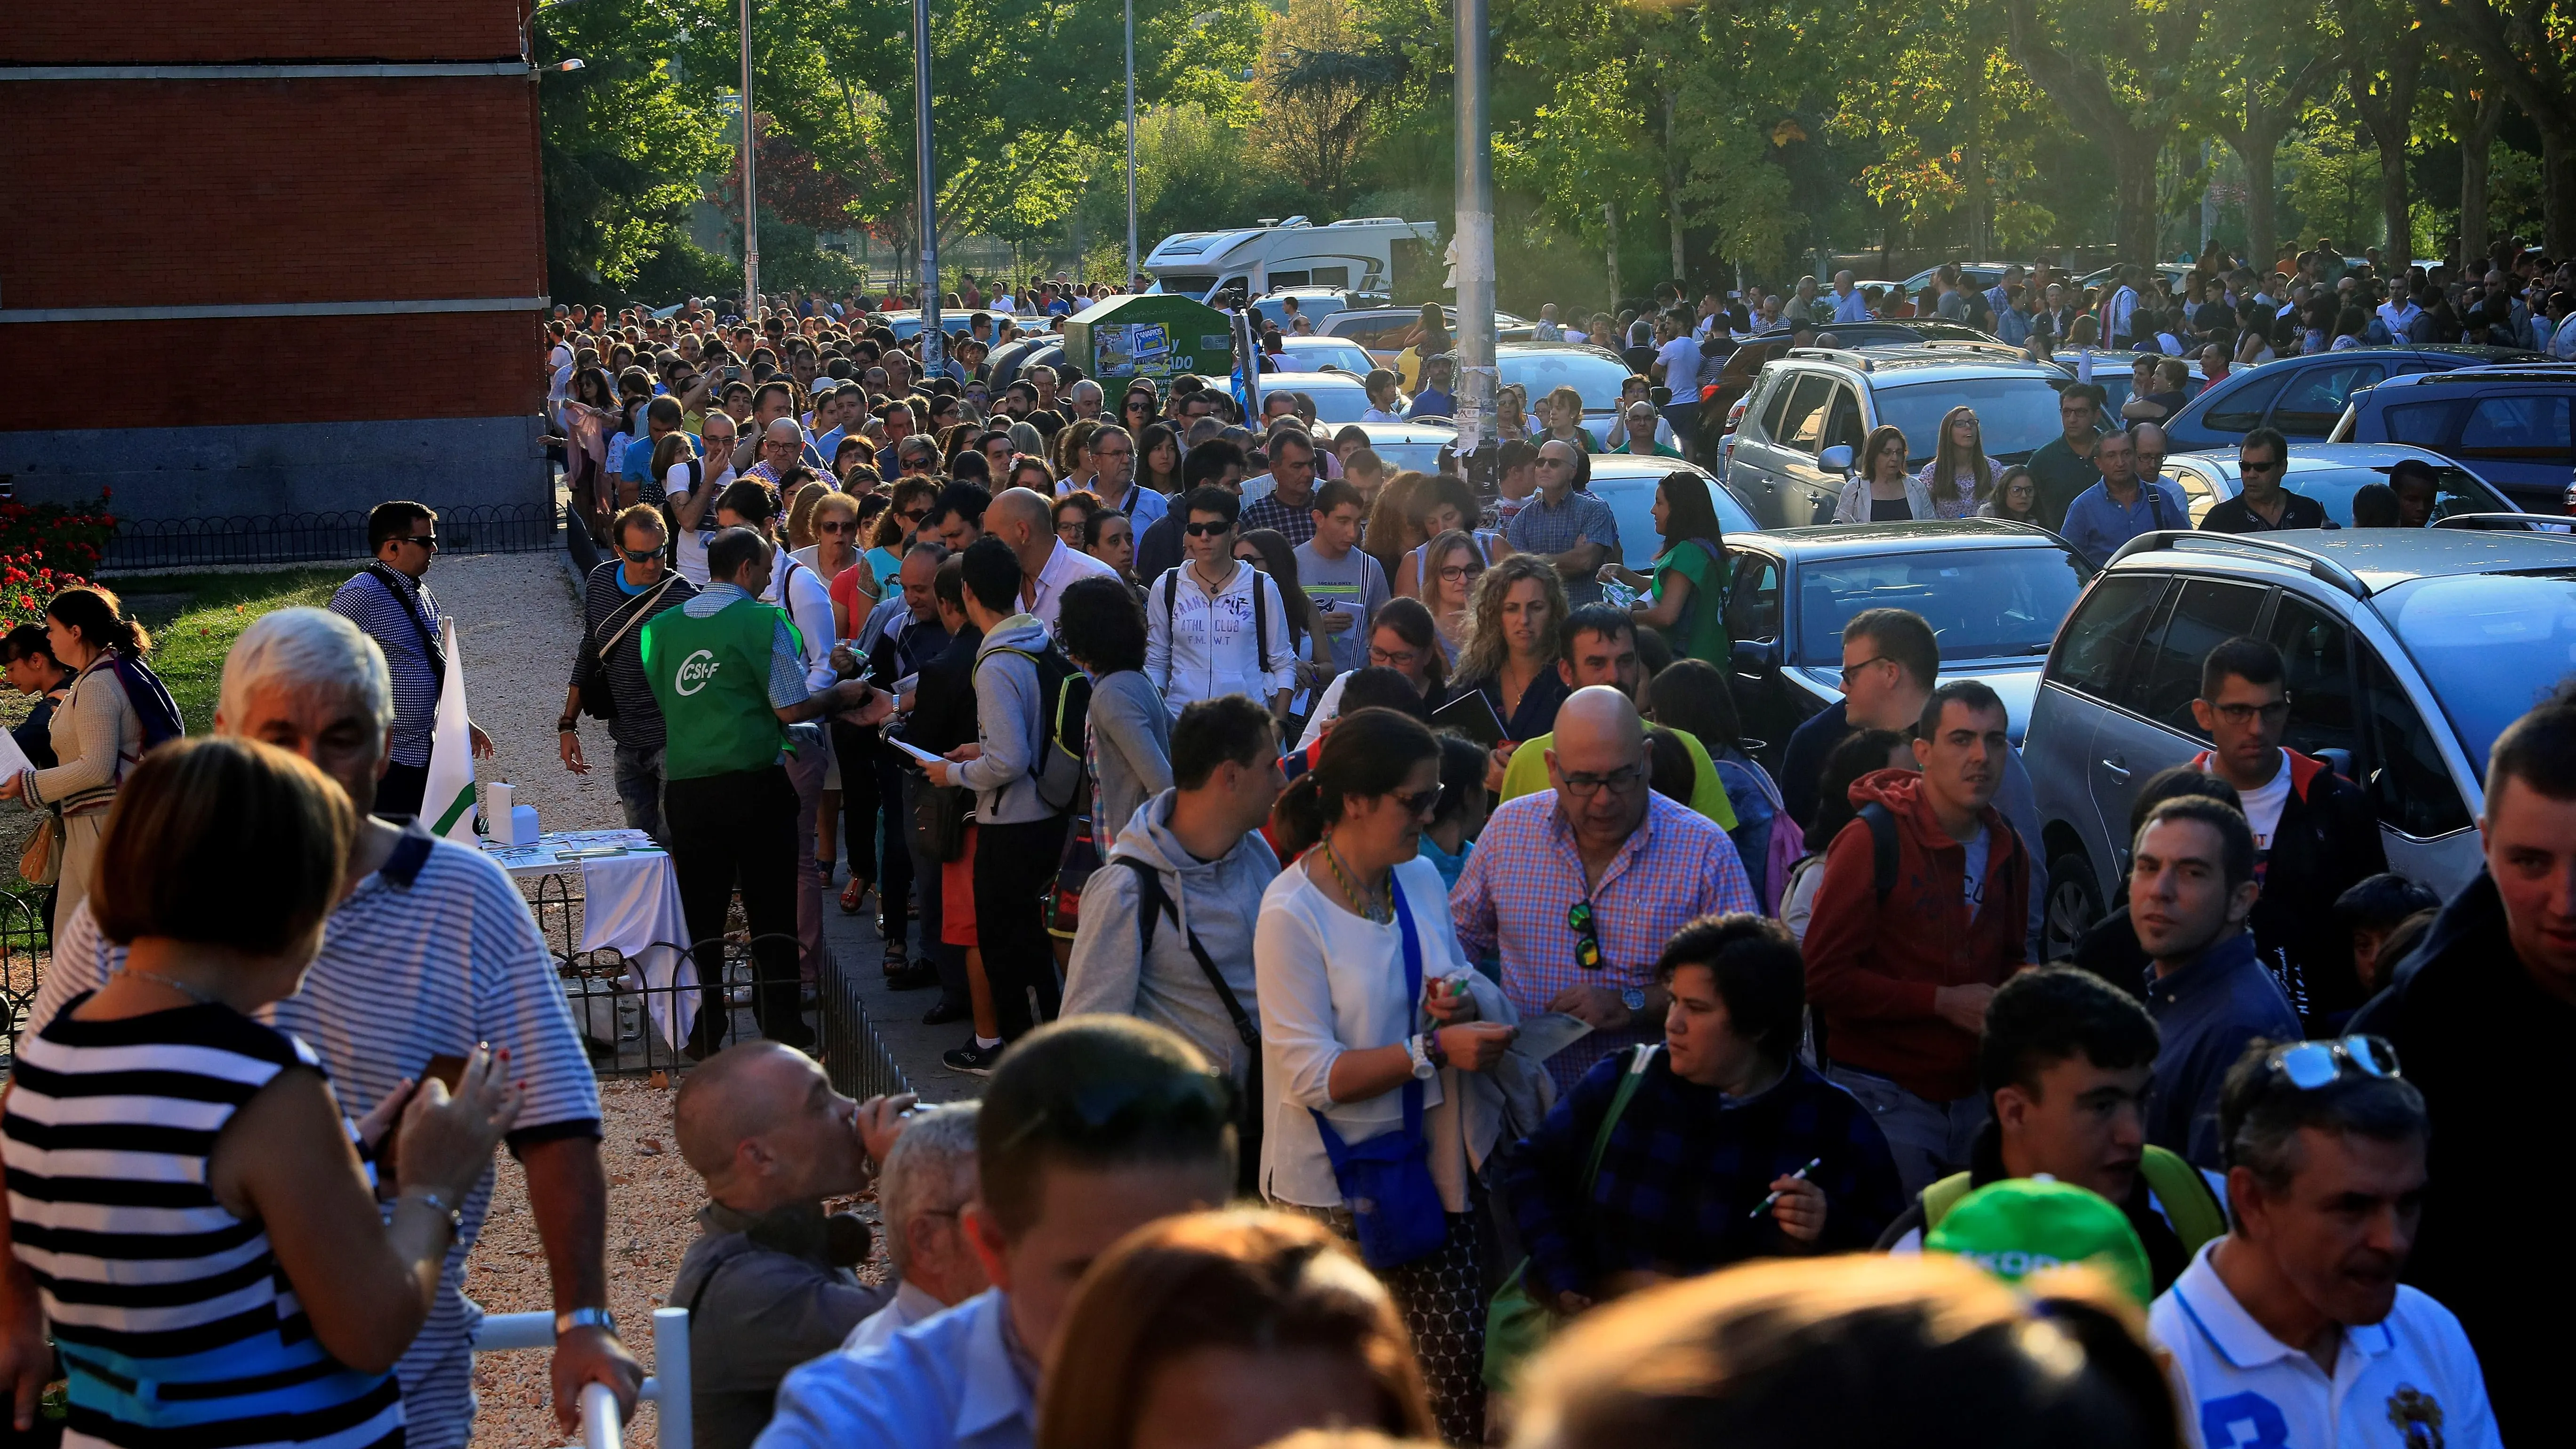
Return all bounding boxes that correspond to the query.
[1581,1045,1658,1191]
[1115,858,1258,1047]
[596,575,678,660]
[1392,879,1425,1138]
[368,563,445,676]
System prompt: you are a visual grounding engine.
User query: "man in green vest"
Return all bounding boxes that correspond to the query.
[1874,966,2226,1297]
[643,526,886,1055]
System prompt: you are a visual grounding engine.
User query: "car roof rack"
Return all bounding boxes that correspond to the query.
[2431,513,2572,533]
[2103,529,2368,599]
[1783,347,1871,370]
[1908,339,2033,360]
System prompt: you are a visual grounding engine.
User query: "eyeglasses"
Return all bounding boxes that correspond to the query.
[2265,1035,2400,1090]
[1095,445,1134,459]
[1538,457,1573,468]
[1437,564,1484,583]
[1567,901,1605,971]
[899,507,931,524]
[1840,655,1893,686]
[1369,645,1421,668]
[1386,785,1443,817]
[618,545,662,563]
[2208,697,2292,724]
[1558,764,1644,798]
[819,520,855,534]
[401,534,440,550]
[1186,521,1232,537]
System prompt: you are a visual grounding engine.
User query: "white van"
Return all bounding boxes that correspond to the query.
[1143,217,1437,304]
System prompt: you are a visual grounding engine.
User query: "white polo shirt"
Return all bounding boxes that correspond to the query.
[2148,1242,2502,1449]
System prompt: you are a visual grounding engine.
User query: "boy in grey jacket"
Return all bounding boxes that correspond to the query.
[1064,695,1282,1108]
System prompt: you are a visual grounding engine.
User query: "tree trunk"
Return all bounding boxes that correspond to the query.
[1663,89,1686,285]
[2241,138,2280,280]
[2544,123,2576,258]
[2347,43,2422,265]
[1963,49,1988,258]
[2458,90,2505,269]
[1604,201,1621,311]
[2377,146,2410,264]
[2114,135,2159,266]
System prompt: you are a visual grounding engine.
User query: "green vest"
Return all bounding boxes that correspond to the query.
[1920,1145,2227,1257]
[640,596,803,781]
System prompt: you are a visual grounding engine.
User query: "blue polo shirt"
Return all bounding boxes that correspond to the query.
[2061,476,2189,567]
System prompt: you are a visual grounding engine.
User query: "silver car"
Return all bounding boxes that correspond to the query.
[2024,525,2576,958]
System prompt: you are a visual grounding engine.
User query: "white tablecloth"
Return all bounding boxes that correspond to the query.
[484,830,698,1044]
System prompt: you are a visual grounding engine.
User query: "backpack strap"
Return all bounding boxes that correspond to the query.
[1112,857,1258,1049]
[1858,801,1900,903]
[1918,1169,1976,1230]
[380,823,438,888]
[2139,1146,2228,1254]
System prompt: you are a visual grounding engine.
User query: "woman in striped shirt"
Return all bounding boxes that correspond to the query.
[1,737,521,1448]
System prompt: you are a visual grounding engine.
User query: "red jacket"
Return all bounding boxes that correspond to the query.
[1803,767,2029,1102]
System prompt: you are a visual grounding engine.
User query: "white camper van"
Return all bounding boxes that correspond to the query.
[1143,217,1438,305]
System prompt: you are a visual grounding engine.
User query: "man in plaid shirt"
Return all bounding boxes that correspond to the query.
[1452,687,1755,1089]
[1505,915,1904,1307]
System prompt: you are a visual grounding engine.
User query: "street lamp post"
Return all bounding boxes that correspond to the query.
[1452,0,1495,455]
[739,0,759,316]
[914,0,943,376]
[1125,0,1138,287]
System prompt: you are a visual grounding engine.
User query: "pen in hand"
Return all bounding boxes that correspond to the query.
[1749,1156,1823,1219]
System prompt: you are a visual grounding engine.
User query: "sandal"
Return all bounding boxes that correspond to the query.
[839,877,870,915]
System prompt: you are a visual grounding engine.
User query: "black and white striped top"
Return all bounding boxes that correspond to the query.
[3,997,405,1449]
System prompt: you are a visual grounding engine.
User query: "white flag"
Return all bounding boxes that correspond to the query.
[422,616,479,841]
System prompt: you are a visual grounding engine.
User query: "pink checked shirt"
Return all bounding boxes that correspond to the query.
[1451,788,1755,1087]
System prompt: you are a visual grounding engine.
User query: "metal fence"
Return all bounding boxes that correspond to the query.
[0,889,52,1075]
[101,502,563,572]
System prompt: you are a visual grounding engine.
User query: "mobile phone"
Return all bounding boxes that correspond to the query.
[422,1054,468,1090]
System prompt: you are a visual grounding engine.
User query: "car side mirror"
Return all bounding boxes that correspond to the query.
[2317,746,2357,781]
[1729,638,1780,673]
[1818,444,1855,475]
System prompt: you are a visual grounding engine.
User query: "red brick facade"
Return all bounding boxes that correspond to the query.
[14,0,525,66]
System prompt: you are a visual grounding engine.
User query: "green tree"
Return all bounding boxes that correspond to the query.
[535,0,736,298]
[2002,0,2209,263]
[2186,0,2338,273]
[2338,0,2425,259]
[2409,0,2576,254]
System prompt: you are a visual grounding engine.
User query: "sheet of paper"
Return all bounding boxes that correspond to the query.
[0,726,31,781]
[1512,1011,1596,1063]
[886,735,945,767]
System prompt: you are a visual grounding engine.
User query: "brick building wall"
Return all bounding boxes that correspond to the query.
[0,0,555,542]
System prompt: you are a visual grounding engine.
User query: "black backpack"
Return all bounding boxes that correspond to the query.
[985,638,1091,813]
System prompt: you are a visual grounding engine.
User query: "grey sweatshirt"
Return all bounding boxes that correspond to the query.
[956,612,1058,824]
[1063,789,1279,1083]
[1088,669,1173,838]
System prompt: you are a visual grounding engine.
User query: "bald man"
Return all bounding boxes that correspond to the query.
[985,484,1118,630]
[669,1043,915,1449]
[1454,684,1759,1088]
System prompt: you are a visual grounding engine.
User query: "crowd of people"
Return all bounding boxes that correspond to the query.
[0,248,2563,1449]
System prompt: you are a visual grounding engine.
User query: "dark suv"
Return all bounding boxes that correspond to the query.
[2157,345,2542,452]
[2326,363,2576,514]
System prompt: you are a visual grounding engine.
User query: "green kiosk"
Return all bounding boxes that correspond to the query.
[1060,294,1235,382]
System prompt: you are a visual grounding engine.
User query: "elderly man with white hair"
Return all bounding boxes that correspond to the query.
[0,607,643,1445]
[841,1103,989,1355]
[1065,377,1105,422]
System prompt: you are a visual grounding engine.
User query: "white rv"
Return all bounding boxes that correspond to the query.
[1143,217,1438,304]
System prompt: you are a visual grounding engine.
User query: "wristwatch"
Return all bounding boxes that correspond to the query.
[557,716,580,734]
[555,1307,619,1339]
[1620,987,1647,1014]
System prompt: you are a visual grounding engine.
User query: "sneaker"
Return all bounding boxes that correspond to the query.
[942,1040,1006,1076]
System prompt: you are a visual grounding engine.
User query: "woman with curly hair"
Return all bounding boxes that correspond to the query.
[1451,553,1570,743]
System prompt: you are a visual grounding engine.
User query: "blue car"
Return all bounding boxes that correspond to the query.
[2326,363,2576,515]
[2157,346,2543,452]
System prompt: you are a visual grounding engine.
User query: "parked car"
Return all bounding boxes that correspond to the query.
[1724,347,2076,528]
[1706,326,2009,458]
[2024,525,2576,958]
[1580,455,1759,574]
[1898,263,2016,294]
[2326,363,2576,514]
[2157,442,2530,526]
[2069,350,2208,419]
[1244,370,1379,424]
[2072,261,2200,293]
[1271,335,1378,376]
[1492,341,1638,431]
[2156,346,2544,452]
[1333,420,1458,479]
[1320,305,1536,363]
[1713,519,2090,768]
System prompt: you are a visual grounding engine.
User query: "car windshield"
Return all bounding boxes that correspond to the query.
[1359,438,1449,475]
[1280,382,1374,423]
[1586,473,1757,570]
[1793,546,2088,665]
[1284,341,1376,374]
[2384,571,2576,772]
[2275,465,2509,524]
[1873,378,2070,464]
[1497,352,1634,415]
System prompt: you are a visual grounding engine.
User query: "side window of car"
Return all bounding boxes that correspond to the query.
[2265,595,2356,760]
[1723,552,1782,643]
[2270,363,2388,435]
[2046,574,2166,700]
[1751,372,1792,441]
[2360,646,2473,837]
[2453,394,2574,459]
[2118,578,2268,735]
[2168,461,2222,524]
[2379,400,2466,447]
[1823,386,1867,453]
[2203,369,2292,432]
[1776,375,1835,455]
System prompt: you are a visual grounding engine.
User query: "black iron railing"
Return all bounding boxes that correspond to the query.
[101,502,563,572]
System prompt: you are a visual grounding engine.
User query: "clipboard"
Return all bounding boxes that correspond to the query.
[1430,689,1509,748]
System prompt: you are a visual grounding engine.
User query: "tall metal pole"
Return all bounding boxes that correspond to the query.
[1452,0,1495,457]
[739,0,759,316]
[1124,0,1138,287]
[913,0,944,377]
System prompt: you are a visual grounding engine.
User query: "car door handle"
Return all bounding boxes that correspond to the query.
[2101,756,2131,782]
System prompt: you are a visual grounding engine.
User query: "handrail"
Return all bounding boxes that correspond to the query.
[473,1305,692,1449]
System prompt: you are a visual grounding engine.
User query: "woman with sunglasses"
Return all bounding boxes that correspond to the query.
[1122,381,1161,435]
[867,476,941,593]
[1256,707,1519,1446]
[1391,474,1501,601]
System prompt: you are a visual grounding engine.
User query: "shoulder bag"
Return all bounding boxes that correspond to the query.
[1308,883,1449,1270]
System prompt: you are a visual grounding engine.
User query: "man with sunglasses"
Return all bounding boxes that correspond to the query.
[1453,685,1756,1091]
[2186,637,2385,1026]
[2148,1037,2501,1449]
[2200,427,2325,533]
[2347,698,2576,1441]
[562,506,697,842]
[329,501,493,819]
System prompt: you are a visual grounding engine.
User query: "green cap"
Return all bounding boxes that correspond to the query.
[1925,1178,2154,1305]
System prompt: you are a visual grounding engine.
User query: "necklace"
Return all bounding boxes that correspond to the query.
[117,967,224,1008]
[1320,837,1390,925]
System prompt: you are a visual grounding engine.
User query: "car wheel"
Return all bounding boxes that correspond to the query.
[2043,852,2104,962]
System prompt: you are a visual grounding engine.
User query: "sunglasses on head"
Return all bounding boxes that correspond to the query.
[2265,1035,2399,1090]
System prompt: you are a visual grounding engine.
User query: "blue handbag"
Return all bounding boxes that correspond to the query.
[1310,882,1450,1269]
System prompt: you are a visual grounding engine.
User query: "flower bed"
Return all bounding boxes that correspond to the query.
[0,492,116,630]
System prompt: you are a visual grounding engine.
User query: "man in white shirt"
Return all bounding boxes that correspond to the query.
[984,486,1117,632]
[2375,286,2422,340]
[2148,1041,2502,1449]
[1830,270,1871,323]
[1652,314,1705,405]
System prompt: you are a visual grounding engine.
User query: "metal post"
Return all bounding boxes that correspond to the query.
[913,0,944,377]
[1453,0,1495,456]
[738,0,758,316]
[1125,0,1139,288]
